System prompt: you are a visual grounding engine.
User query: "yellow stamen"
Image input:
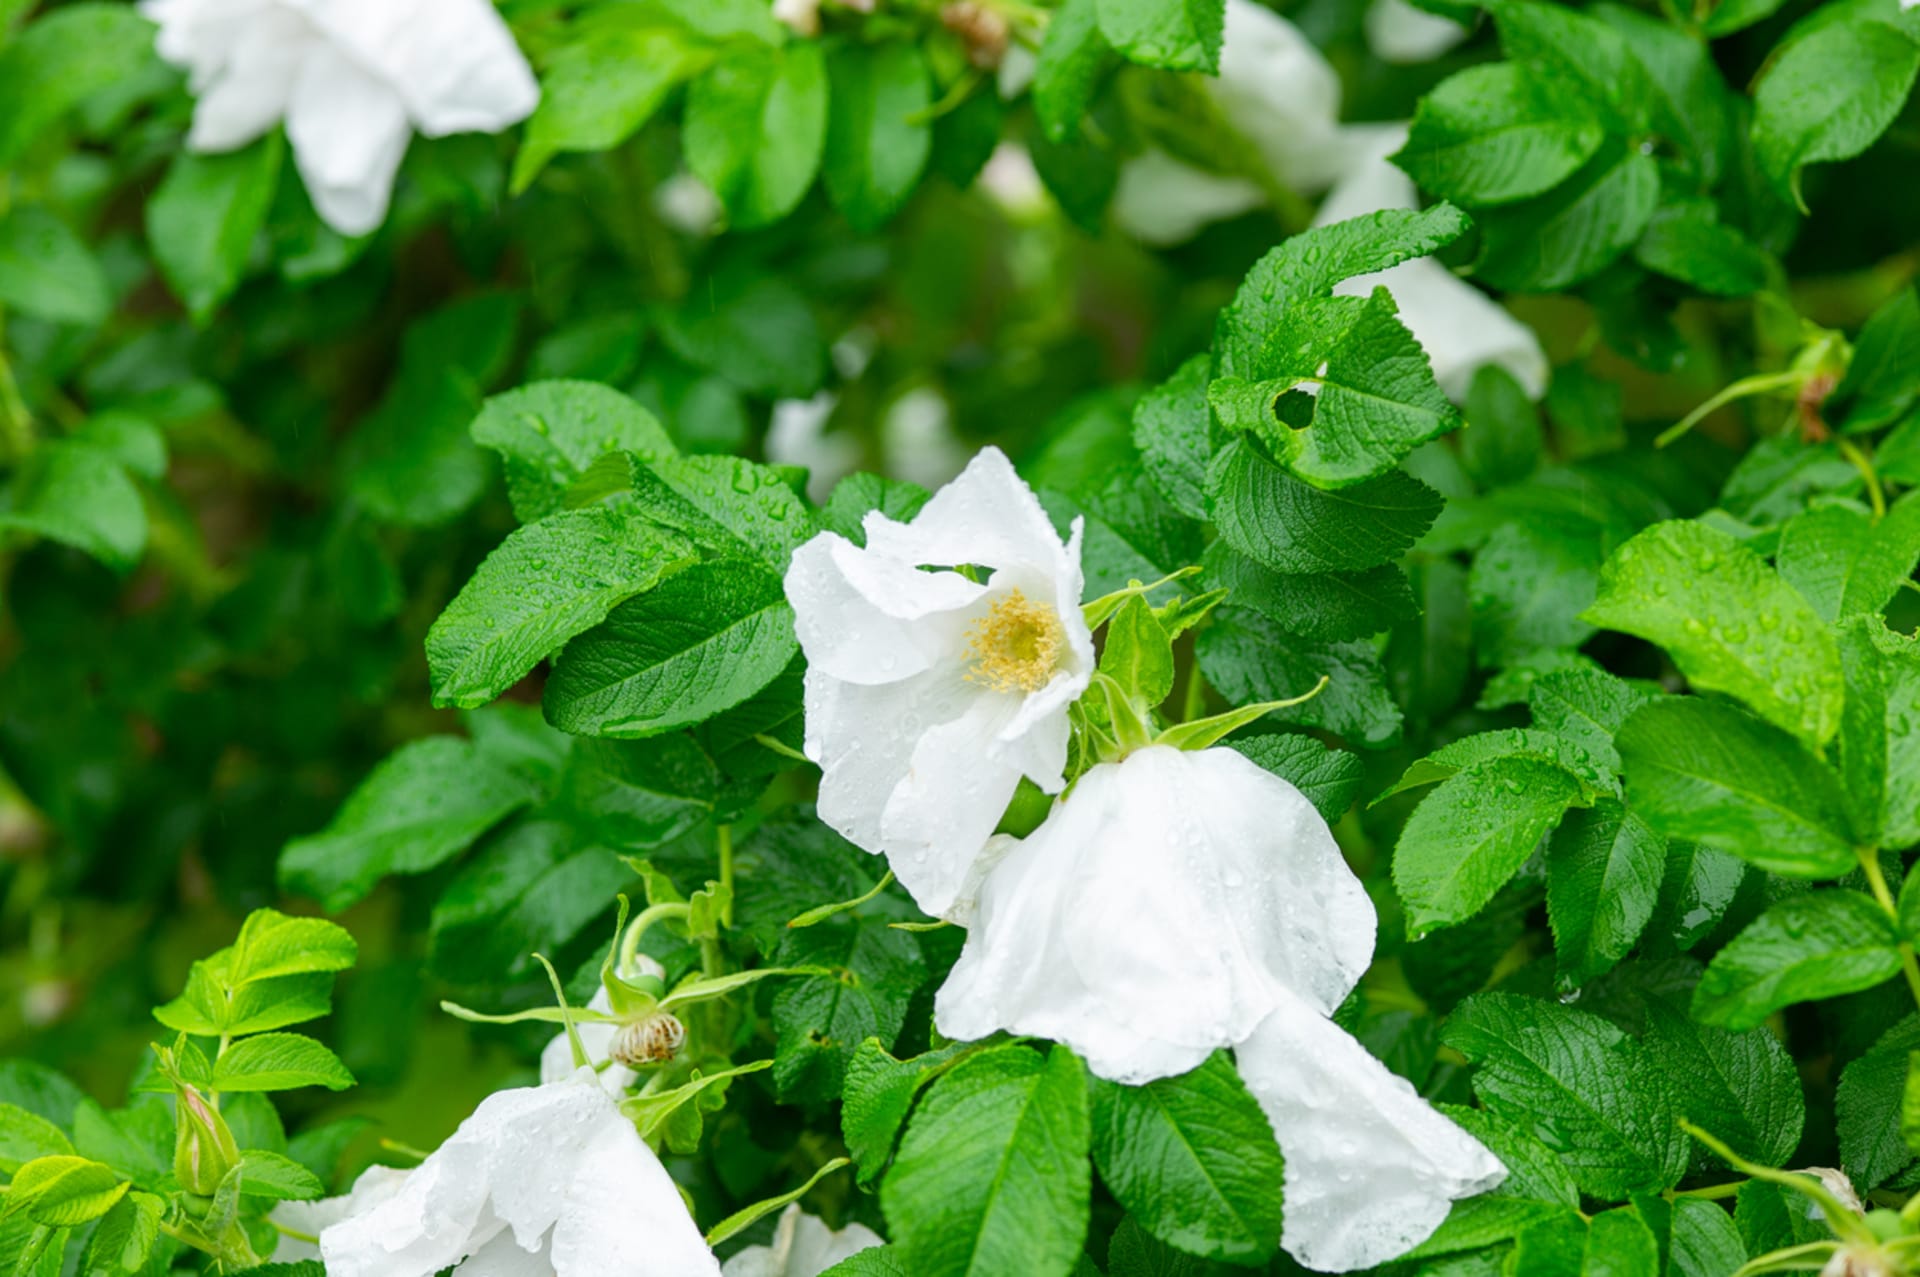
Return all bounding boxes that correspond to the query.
[965,588,1065,694]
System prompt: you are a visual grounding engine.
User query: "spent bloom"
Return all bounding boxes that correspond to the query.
[141,0,539,236]
[721,1204,884,1277]
[936,746,1503,1271]
[783,446,1094,919]
[318,1068,720,1276]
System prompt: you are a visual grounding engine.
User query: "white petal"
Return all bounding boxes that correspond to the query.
[296,0,538,136]
[936,747,1375,1083]
[1365,0,1471,64]
[1313,123,1420,225]
[550,1122,722,1275]
[539,989,637,1095]
[1213,0,1347,195]
[1236,990,1506,1273]
[454,1230,555,1277]
[285,41,412,236]
[862,447,1073,586]
[1112,149,1265,246]
[178,6,309,150]
[785,532,982,688]
[272,1165,411,1262]
[784,1208,885,1275]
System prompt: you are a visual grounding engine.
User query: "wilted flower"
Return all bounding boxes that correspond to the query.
[783,446,1094,918]
[721,1204,884,1277]
[1313,123,1549,402]
[934,746,1503,1271]
[318,1069,720,1276]
[140,0,538,236]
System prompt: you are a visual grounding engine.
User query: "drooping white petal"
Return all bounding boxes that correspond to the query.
[294,0,538,136]
[1213,0,1347,196]
[936,747,1375,1084]
[1365,0,1472,64]
[284,41,413,236]
[1112,149,1266,246]
[539,988,638,1096]
[1315,123,1549,402]
[272,1165,411,1262]
[319,1070,719,1277]
[862,448,1080,596]
[721,1204,885,1277]
[180,5,308,151]
[1236,988,1505,1273]
[785,533,982,688]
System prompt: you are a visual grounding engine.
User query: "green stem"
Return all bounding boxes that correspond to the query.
[717,824,734,928]
[1857,848,1920,1013]
[1668,1181,1743,1201]
[1837,438,1887,520]
[0,338,34,463]
[618,902,692,972]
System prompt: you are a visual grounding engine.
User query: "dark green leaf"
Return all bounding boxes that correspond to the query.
[1207,441,1442,575]
[1395,63,1605,207]
[1225,733,1364,823]
[1546,799,1665,989]
[1693,891,1901,1030]
[823,41,932,232]
[1752,18,1920,209]
[146,135,284,324]
[683,42,828,228]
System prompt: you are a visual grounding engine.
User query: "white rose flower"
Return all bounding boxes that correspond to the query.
[720,1204,884,1277]
[140,0,539,236]
[932,745,1503,1271]
[1365,0,1472,64]
[783,446,1095,919]
[318,1068,720,1276]
[270,1164,410,1262]
[1313,123,1549,403]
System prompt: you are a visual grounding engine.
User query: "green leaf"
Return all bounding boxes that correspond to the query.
[1693,892,1901,1031]
[1668,1196,1748,1277]
[278,736,539,911]
[1832,287,1920,434]
[0,437,146,571]
[881,1045,1092,1277]
[1632,197,1769,298]
[1776,497,1920,624]
[210,1034,354,1093]
[1508,1206,1660,1277]
[428,820,631,985]
[1206,441,1442,575]
[684,42,828,228]
[1468,522,1601,666]
[1752,18,1920,209]
[511,21,714,193]
[772,919,927,1105]
[1436,1104,1578,1207]
[819,472,929,543]
[2,1157,127,1227]
[1841,620,1920,849]
[553,736,717,849]
[1132,354,1210,522]
[1837,1016,1920,1189]
[0,1106,73,1175]
[1584,520,1844,746]
[229,909,358,984]
[426,506,697,709]
[472,381,676,524]
[615,454,816,568]
[1461,364,1545,490]
[1225,733,1364,823]
[0,207,111,325]
[1527,667,1651,775]
[823,41,932,232]
[658,272,827,399]
[1546,799,1665,990]
[1473,142,1660,292]
[77,1190,162,1276]
[1393,756,1588,934]
[820,1251,911,1277]
[545,558,797,738]
[1033,0,1111,143]
[1615,698,1856,880]
[841,1041,972,1186]
[1094,0,1223,71]
[1088,1052,1283,1264]
[1641,996,1804,1169]
[146,134,285,324]
[1380,728,1613,805]
[1444,992,1688,1199]
[0,4,156,165]
[235,1150,324,1201]
[1394,63,1606,207]
[1098,597,1175,709]
[1196,608,1403,748]
[71,414,165,482]
[1487,0,1655,134]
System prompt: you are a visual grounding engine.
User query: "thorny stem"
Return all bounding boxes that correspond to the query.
[1857,848,1920,1013]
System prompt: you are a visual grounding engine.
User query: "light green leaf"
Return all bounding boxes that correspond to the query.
[1033,0,1111,143]
[0,207,111,325]
[278,736,539,911]
[1584,520,1844,746]
[472,381,676,524]
[1393,755,1588,934]
[77,1190,162,1276]
[1776,497,1920,623]
[683,42,828,229]
[1546,799,1665,990]
[1752,18,1920,209]
[0,4,156,165]
[426,507,697,709]
[1088,1052,1283,1264]
[1394,63,1605,207]
[235,1150,324,1201]
[146,134,285,324]
[0,437,146,571]
[1526,667,1651,775]
[1633,197,1770,298]
[841,1041,972,1186]
[1473,143,1659,292]
[1641,995,1805,1169]
[0,1106,73,1175]
[881,1045,1092,1277]
[1,1156,127,1227]
[210,1034,354,1093]
[1693,892,1901,1030]
[1832,286,1920,434]
[822,41,932,232]
[1095,0,1223,71]
[1616,698,1856,879]
[1380,727,1613,805]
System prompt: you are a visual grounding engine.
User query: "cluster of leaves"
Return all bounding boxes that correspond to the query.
[6,0,1920,1276]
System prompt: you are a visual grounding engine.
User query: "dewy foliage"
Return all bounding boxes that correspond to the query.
[7,0,1920,1275]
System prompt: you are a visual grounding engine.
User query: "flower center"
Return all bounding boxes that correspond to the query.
[965,588,1065,694]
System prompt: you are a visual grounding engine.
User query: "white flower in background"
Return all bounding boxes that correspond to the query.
[318,1068,720,1276]
[784,447,1094,919]
[980,143,1049,220]
[767,393,858,504]
[1113,0,1345,245]
[880,387,971,492]
[270,1165,410,1262]
[1313,123,1549,402]
[721,1204,884,1277]
[539,982,661,1096]
[141,0,539,236]
[934,746,1503,1271]
[1365,0,1472,64]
